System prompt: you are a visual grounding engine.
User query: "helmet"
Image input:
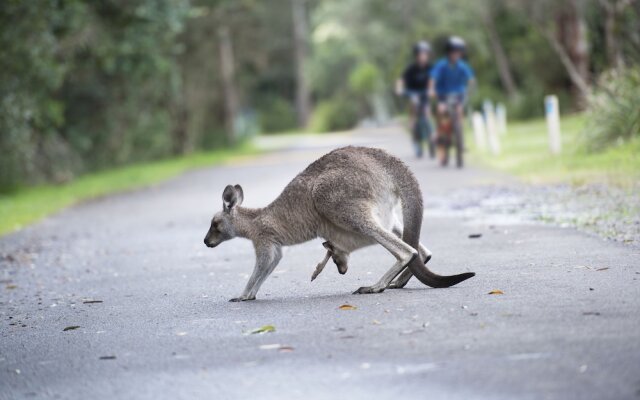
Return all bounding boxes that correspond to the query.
[446,36,466,53]
[413,41,431,56]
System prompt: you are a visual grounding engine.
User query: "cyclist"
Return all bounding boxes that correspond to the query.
[429,36,475,167]
[395,41,434,158]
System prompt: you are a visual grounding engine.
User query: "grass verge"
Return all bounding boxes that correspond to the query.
[470,114,640,186]
[0,143,259,236]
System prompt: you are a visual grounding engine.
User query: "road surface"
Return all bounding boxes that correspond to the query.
[1,127,639,400]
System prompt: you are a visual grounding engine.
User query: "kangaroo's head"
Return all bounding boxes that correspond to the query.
[204,184,244,248]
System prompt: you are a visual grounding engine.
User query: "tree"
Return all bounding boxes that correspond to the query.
[291,0,312,127]
[217,22,239,142]
[508,0,591,107]
[481,1,519,98]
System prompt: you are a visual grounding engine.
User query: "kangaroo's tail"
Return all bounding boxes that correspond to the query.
[390,157,475,288]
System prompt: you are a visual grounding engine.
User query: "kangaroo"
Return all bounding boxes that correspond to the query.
[204,146,475,301]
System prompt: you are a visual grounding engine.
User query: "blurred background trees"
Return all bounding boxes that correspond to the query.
[1,0,638,190]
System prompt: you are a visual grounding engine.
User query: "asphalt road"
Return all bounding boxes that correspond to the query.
[1,127,639,400]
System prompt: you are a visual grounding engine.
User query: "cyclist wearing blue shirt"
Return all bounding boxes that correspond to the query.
[429,36,475,118]
[429,36,474,168]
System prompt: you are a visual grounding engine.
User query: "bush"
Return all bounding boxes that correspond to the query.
[348,62,380,95]
[583,68,640,151]
[309,97,360,133]
[258,97,297,133]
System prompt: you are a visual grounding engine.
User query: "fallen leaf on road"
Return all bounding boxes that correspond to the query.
[82,299,103,304]
[259,344,281,350]
[488,290,504,295]
[99,356,116,360]
[338,304,357,310]
[468,233,482,239]
[5,284,17,290]
[596,267,609,271]
[63,326,80,331]
[247,325,276,335]
[278,346,294,353]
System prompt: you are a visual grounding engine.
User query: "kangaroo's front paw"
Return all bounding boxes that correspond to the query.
[353,286,384,294]
[229,295,255,302]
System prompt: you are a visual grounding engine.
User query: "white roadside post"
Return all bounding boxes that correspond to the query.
[483,100,501,155]
[545,95,562,154]
[496,103,507,135]
[472,111,487,151]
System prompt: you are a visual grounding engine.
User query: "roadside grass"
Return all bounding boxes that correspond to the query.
[470,114,640,186]
[0,143,259,236]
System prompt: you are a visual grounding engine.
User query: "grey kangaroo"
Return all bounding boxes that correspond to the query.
[204,146,475,301]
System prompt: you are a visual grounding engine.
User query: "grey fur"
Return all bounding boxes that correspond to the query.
[203,146,475,301]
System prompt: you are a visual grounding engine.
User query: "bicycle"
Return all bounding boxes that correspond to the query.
[435,94,464,168]
[406,91,435,159]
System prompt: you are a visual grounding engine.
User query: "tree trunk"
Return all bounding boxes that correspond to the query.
[543,28,590,101]
[170,52,190,155]
[482,8,518,98]
[291,0,311,128]
[600,0,625,68]
[217,23,239,143]
[554,0,590,107]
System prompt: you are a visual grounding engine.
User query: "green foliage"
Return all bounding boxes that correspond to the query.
[258,97,297,133]
[348,62,381,95]
[0,142,258,236]
[0,0,191,191]
[472,114,640,186]
[583,68,640,151]
[2,0,639,193]
[310,97,360,133]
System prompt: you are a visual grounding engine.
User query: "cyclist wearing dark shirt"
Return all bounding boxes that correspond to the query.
[395,41,434,158]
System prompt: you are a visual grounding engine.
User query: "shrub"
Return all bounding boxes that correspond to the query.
[309,96,360,133]
[258,97,297,133]
[583,68,640,151]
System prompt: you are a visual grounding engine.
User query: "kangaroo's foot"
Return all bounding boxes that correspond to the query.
[353,286,385,294]
[229,295,256,302]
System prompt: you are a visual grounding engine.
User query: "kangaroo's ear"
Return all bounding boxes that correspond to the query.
[222,184,244,211]
[233,184,244,206]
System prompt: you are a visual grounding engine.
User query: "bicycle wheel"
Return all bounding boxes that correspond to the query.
[413,120,424,158]
[454,115,464,168]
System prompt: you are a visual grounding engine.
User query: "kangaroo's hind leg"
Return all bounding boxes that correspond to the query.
[352,220,419,294]
[388,243,432,289]
[317,202,417,294]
